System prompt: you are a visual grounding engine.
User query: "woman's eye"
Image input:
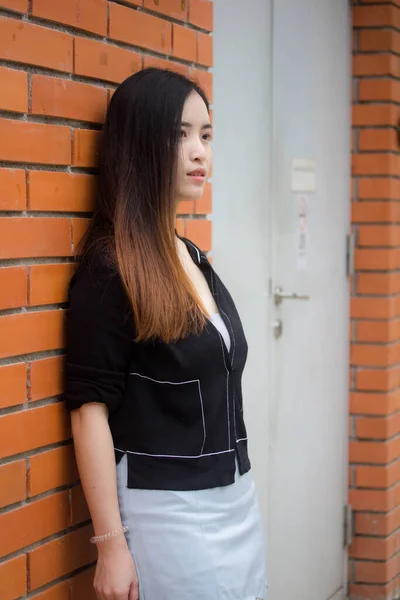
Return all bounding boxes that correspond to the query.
[202,133,212,141]
[180,129,187,138]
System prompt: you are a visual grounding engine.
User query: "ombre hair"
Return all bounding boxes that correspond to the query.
[79,68,210,343]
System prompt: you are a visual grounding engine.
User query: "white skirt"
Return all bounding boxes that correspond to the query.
[116,453,267,600]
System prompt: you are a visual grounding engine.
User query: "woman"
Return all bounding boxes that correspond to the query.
[65,67,267,600]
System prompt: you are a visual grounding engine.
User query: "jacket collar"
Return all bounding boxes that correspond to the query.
[176,233,207,265]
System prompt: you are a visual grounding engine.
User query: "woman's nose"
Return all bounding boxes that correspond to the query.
[189,138,207,161]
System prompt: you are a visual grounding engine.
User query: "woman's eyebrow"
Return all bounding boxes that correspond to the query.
[181,121,213,130]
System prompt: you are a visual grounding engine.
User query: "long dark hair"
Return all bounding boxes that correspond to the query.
[80,68,210,343]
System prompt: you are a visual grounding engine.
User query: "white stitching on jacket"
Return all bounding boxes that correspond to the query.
[130,372,207,456]
[115,447,235,459]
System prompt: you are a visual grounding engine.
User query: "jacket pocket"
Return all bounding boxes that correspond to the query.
[129,373,206,457]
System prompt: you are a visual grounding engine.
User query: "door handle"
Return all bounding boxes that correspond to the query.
[274,286,310,307]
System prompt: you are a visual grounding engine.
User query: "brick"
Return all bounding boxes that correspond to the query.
[355,514,386,538]
[0,17,73,72]
[353,200,400,219]
[186,219,211,251]
[143,0,187,22]
[0,490,69,556]
[72,129,101,167]
[348,465,354,488]
[29,581,70,600]
[31,75,107,123]
[0,266,27,310]
[30,263,76,307]
[351,297,399,319]
[353,104,398,127]
[349,439,397,465]
[0,168,27,210]
[358,273,400,295]
[177,199,195,214]
[355,248,400,271]
[0,460,26,509]
[32,0,107,36]
[72,218,91,253]
[358,128,398,152]
[195,181,212,214]
[29,526,96,590]
[0,363,27,409]
[355,367,400,392]
[197,32,212,67]
[351,343,390,368]
[351,178,356,200]
[172,24,196,62]
[0,218,71,260]
[356,321,400,344]
[353,54,400,77]
[359,29,391,52]
[361,0,400,3]
[0,556,27,600]
[0,310,65,360]
[0,402,69,459]
[29,171,96,212]
[353,29,358,53]
[350,391,400,416]
[358,225,400,247]
[356,414,400,439]
[189,0,213,31]
[354,554,398,584]
[0,119,71,165]
[350,536,398,561]
[0,0,28,12]
[143,55,188,76]
[70,567,96,600]
[0,66,28,113]
[70,485,90,525]
[109,3,172,54]
[190,67,212,102]
[353,4,399,27]
[350,484,400,512]
[349,583,396,599]
[353,153,400,177]
[359,29,400,53]
[29,445,78,496]
[356,507,400,536]
[356,461,400,488]
[359,78,400,102]
[74,36,141,84]
[29,355,65,402]
[348,415,353,439]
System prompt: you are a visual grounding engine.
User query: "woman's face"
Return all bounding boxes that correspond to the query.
[176,91,212,203]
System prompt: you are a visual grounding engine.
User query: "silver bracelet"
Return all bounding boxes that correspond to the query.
[90,525,130,544]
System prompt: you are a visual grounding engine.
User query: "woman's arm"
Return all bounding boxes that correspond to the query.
[71,402,138,600]
[71,402,125,542]
[65,260,138,599]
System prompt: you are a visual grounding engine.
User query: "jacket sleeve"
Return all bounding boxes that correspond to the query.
[65,259,133,416]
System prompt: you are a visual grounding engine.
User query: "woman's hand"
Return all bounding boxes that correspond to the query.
[94,538,139,600]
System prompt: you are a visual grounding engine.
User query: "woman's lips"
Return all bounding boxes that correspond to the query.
[187,169,206,183]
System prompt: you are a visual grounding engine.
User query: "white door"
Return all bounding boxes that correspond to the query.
[213,2,351,600]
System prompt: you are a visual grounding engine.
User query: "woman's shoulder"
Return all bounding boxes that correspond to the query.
[69,250,127,308]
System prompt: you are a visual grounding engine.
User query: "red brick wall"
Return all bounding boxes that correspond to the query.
[350,2,400,598]
[0,1,212,598]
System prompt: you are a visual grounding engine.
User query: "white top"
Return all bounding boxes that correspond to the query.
[210,312,231,353]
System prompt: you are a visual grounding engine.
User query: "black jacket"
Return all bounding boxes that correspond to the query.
[65,237,251,490]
